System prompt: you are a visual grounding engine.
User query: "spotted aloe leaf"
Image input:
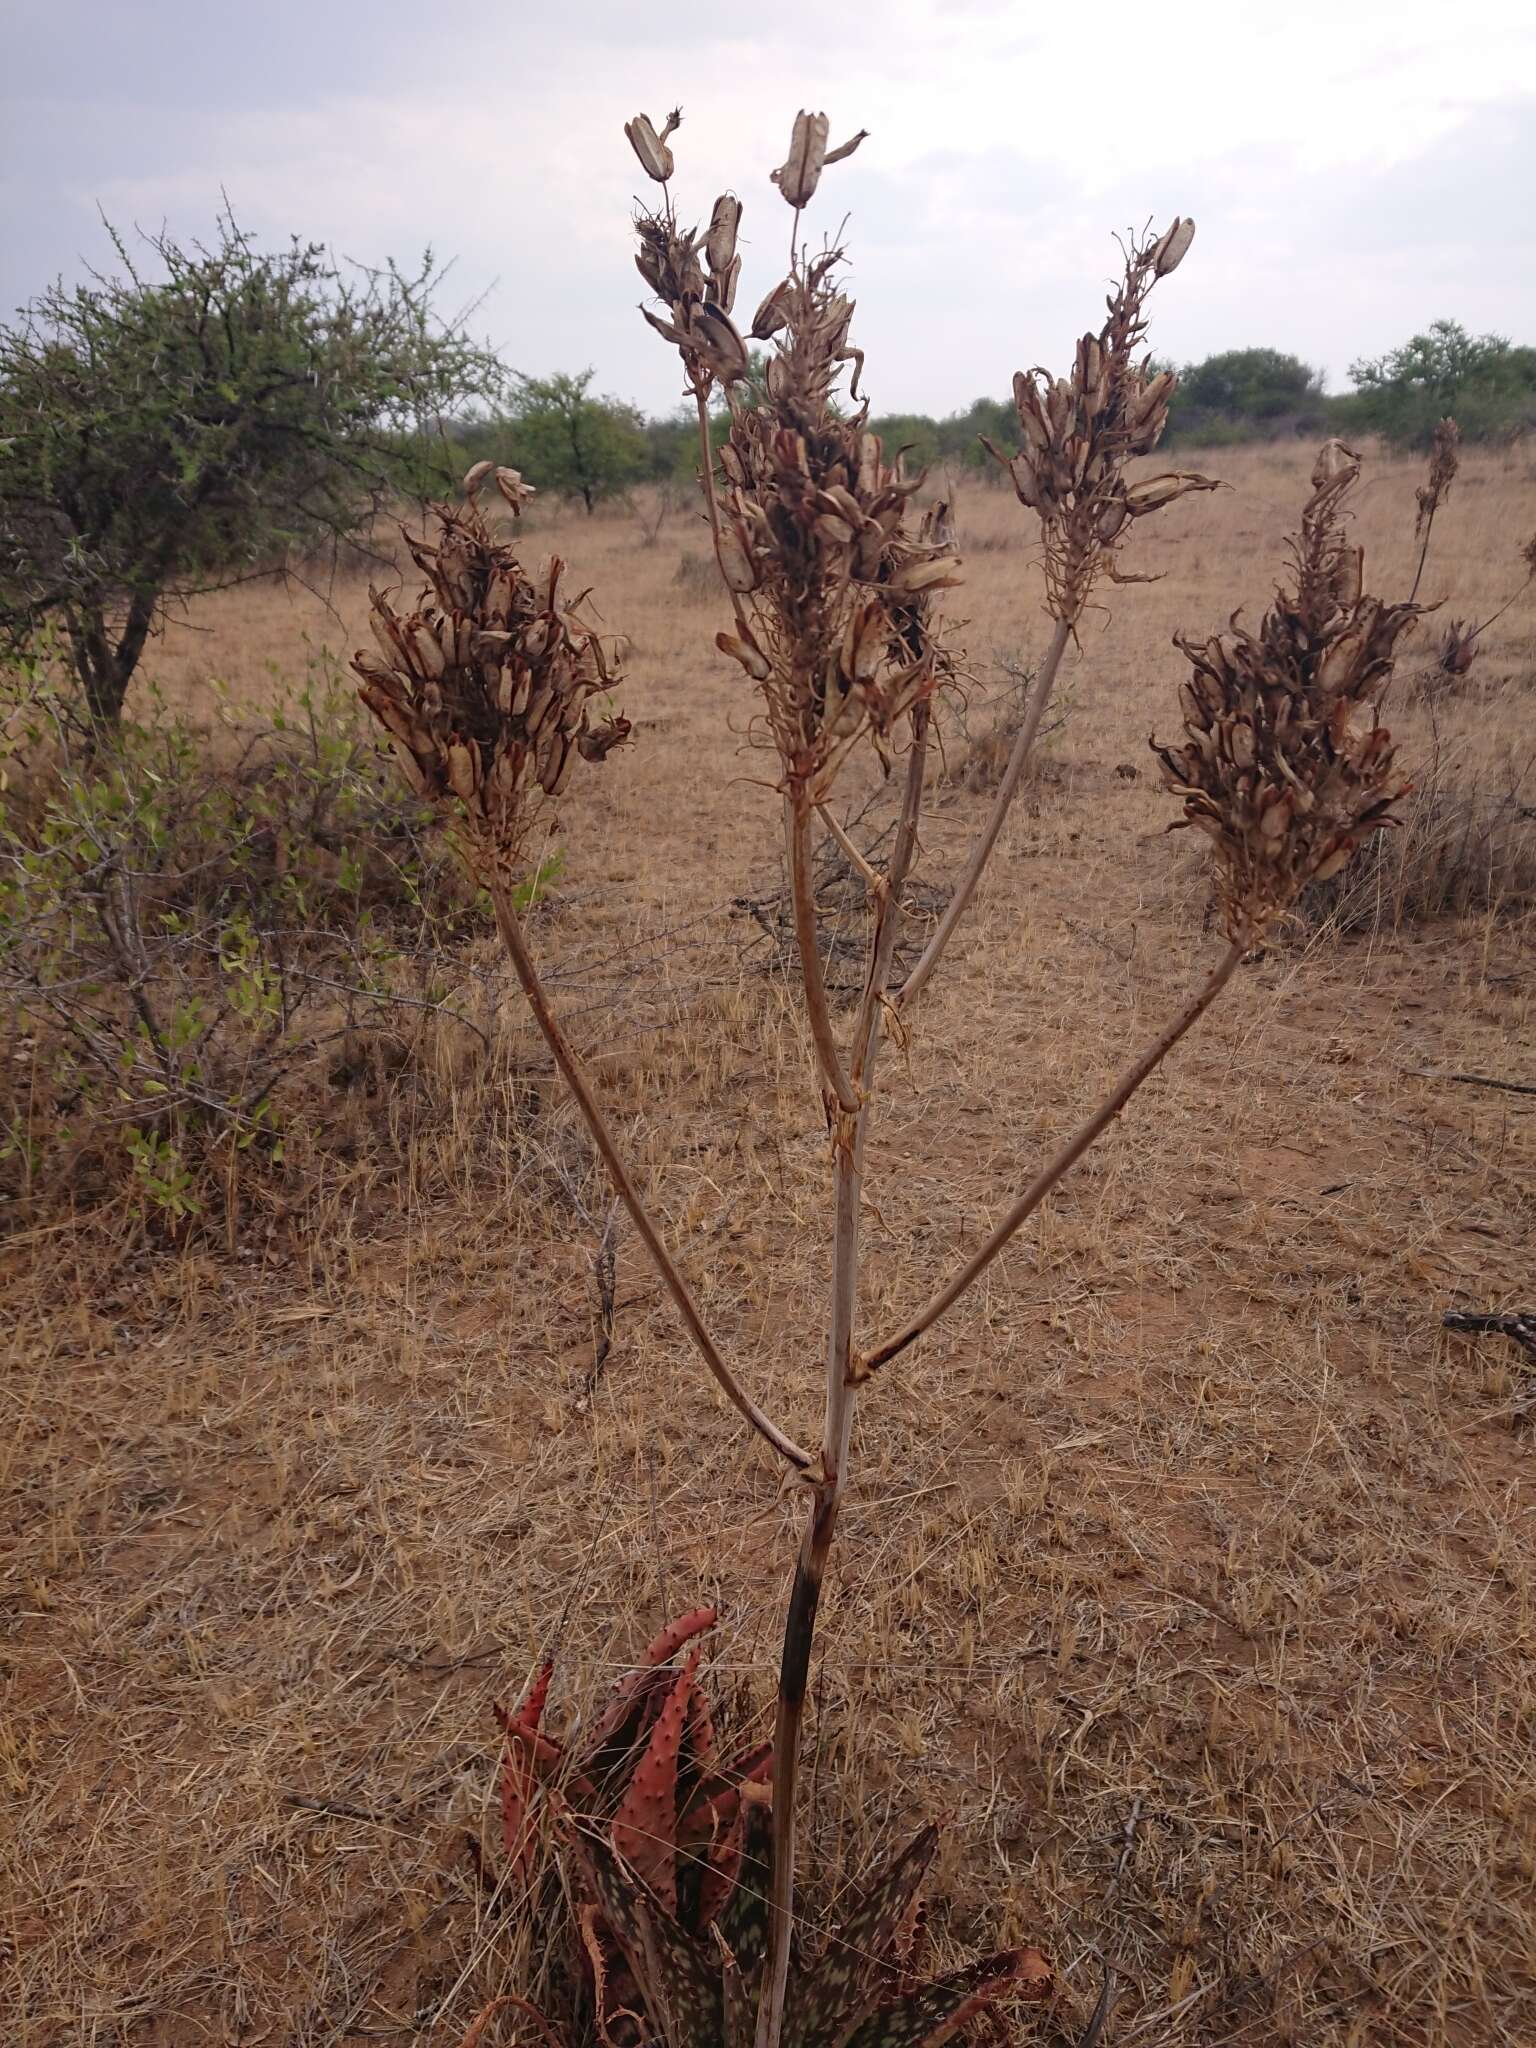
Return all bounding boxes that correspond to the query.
[716,1794,773,1991]
[573,1826,723,2048]
[611,1651,698,1914]
[787,1827,939,2048]
[635,1896,725,2048]
[835,1948,1027,2048]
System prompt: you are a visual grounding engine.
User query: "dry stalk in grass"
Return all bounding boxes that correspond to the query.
[900,219,1220,1005]
[1409,415,1461,605]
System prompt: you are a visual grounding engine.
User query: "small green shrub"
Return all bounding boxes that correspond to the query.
[0,648,484,1225]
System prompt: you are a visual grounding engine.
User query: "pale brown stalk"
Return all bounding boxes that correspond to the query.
[786,797,859,1114]
[898,616,1072,1006]
[862,938,1244,1376]
[815,801,882,894]
[488,874,811,1471]
[692,382,751,638]
[760,711,929,2048]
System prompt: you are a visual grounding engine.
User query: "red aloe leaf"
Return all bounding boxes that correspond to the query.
[515,1656,555,1732]
[682,1672,716,1776]
[580,1610,716,1774]
[640,1605,718,1668]
[836,1949,1029,2048]
[583,1663,672,1767]
[498,1739,539,1876]
[493,1657,557,1879]
[610,1652,697,1915]
[789,1828,939,2048]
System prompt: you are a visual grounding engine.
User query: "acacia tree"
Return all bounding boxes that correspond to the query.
[1348,319,1536,447]
[503,369,648,513]
[0,214,500,727]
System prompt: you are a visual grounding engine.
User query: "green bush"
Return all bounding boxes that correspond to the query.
[1346,320,1536,448]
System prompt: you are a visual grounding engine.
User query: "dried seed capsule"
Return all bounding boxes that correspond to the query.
[1150,216,1196,276]
[716,627,771,682]
[625,114,674,184]
[707,254,742,315]
[750,280,793,340]
[692,303,750,383]
[771,110,829,207]
[706,194,741,275]
[716,524,759,593]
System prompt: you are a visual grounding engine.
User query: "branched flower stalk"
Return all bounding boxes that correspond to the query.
[900,219,1220,1005]
[354,467,810,1472]
[365,118,1431,2048]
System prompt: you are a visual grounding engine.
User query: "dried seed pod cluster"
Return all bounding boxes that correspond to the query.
[632,110,955,796]
[628,108,750,394]
[984,219,1218,622]
[354,468,628,872]
[707,249,960,792]
[1154,441,1420,941]
[1416,416,1461,536]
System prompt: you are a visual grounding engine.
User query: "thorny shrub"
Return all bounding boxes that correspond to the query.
[0,647,488,1225]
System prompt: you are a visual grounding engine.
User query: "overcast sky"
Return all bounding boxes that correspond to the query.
[3,0,1533,417]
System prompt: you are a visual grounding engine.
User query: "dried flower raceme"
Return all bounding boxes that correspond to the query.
[983,219,1218,623]
[711,254,961,794]
[1154,441,1420,941]
[632,110,955,798]
[1416,416,1461,537]
[627,108,751,395]
[353,467,629,873]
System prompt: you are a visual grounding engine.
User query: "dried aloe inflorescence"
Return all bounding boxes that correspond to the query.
[985,218,1217,627]
[354,465,628,876]
[898,221,1215,1005]
[710,263,960,796]
[1409,414,1462,603]
[862,442,1427,1386]
[1154,440,1418,943]
[630,107,954,803]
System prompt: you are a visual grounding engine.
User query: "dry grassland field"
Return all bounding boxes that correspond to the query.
[3,439,1535,2046]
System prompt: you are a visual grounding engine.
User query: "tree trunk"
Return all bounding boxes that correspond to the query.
[67,588,158,728]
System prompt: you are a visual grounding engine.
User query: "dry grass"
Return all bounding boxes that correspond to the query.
[3,439,1534,2046]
